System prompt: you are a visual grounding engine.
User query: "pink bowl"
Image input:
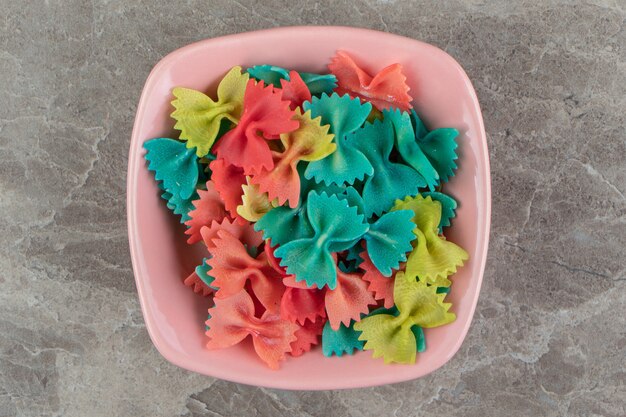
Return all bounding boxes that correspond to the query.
[127,26,490,390]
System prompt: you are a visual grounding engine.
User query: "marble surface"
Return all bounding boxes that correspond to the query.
[1,1,625,416]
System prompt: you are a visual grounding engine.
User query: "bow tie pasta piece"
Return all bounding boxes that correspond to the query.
[251,110,336,208]
[349,118,425,217]
[290,318,326,357]
[299,72,337,96]
[367,306,426,353]
[247,65,337,96]
[199,217,263,250]
[274,192,369,290]
[363,210,416,276]
[195,257,217,290]
[160,189,198,223]
[328,189,367,271]
[354,273,455,364]
[253,170,343,247]
[280,286,326,325]
[236,176,278,222]
[393,195,468,284]
[171,67,249,157]
[213,79,299,172]
[279,71,312,110]
[184,257,217,296]
[303,93,373,186]
[322,320,364,357]
[247,65,290,87]
[144,138,200,200]
[384,108,439,191]
[328,51,412,112]
[254,204,313,247]
[264,241,289,277]
[360,251,396,309]
[183,267,213,297]
[338,244,365,273]
[205,290,299,369]
[209,158,247,224]
[184,181,228,244]
[335,186,366,216]
[324,266,376,330]
[207,230,285,313]
[421,191,458,233]
[410,110,460,184]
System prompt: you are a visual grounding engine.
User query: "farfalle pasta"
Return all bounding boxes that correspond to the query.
[205,290,298,370]
[171,66,249,157]
[354,275,455,364]
[274,191,369,289]
[213,79,299,172]
[393,195,468,285]
[328,50,412,112]
[303,93,374,186]
[143,51,468,369]
[251,109,336,207]
[184,181,228,244]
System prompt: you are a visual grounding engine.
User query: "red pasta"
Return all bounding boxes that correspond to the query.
[325,266,376,330]
[361,250,396,309]
[213,79,299,172]
[183,270,213,297]
[264,241,288,276]
[205,290,299,369]
[207,229,285,313]
[250,110,335,208]
[199,217,263,250]
[290,317,326,357]
[279,71,312,110]
[328,50,412,111]
[281,286,326,325]
[184,181,228,244]
[209,158,247,224]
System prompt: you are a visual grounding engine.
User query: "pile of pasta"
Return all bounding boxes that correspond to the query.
[144,51,468,369]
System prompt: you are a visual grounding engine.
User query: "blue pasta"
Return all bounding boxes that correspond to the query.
[144,138,200,200]
[298,72,337,96]
[410,110,460,183]
[254,166,342,246]
[304,94,373,186]
[195,258,217,290]
[321,320,364,357]
[363,210,416,276]
[274,191,369,289]
[161,190,197,223]
[246,64,290,87]
[384,108,439,191]
[349,118,424,217]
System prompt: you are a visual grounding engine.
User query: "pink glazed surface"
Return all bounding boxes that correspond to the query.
[127,26,491,390]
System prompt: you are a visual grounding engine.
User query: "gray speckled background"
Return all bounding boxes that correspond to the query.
[1,1,625,416]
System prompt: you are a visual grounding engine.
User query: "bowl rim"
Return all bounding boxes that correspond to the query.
[127,25,491,389]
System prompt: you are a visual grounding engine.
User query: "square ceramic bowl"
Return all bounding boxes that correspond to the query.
[127,26,490,390]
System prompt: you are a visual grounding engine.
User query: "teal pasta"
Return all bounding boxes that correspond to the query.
[321,320,364,357]
[304,93,374,186]
[144,138,200,200]
[349,117,425,217]
[274,191,369,290]
[410,110,460,183]
[362,210,416,276]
